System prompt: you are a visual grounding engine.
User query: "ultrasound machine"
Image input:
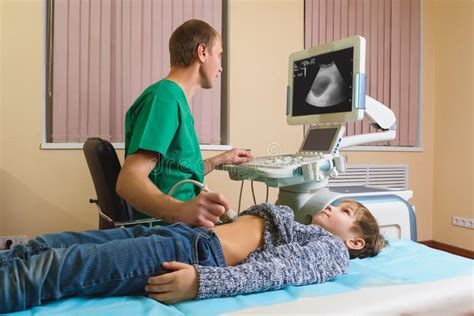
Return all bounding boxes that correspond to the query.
[218,36,417,241]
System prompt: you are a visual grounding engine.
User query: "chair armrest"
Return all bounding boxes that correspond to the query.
[114,218,165,228]
[90,198,164,228]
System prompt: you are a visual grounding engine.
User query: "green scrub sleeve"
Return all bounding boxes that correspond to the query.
[127,95,179,157]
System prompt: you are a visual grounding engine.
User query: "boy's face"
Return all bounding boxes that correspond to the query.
[199,36,223,89]
[311,202,358,241]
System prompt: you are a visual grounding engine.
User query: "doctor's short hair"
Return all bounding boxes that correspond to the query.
[340,199,388,259]
[169,19,219,68]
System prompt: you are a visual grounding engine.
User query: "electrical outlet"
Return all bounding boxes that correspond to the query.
[452,216,474,229]
[0,236,28,250]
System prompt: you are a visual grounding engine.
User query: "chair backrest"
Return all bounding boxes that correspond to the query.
[83,138,134,229]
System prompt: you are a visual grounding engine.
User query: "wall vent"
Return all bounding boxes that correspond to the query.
[328,164,408,190]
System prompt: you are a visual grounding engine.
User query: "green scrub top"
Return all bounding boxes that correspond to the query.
[125,79,204,218]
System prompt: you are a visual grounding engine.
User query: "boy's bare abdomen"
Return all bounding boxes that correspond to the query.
[213,215,265,266]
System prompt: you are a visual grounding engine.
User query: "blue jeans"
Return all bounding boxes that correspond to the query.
[0,223,226,313]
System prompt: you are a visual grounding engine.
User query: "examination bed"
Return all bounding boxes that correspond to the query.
[7,238,473,316]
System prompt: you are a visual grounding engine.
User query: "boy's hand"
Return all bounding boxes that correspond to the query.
[145,262,199,304]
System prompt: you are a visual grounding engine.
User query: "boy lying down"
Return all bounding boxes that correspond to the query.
[0,200,386,313]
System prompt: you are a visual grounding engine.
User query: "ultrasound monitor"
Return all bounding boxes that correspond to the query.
[287,36,366,125]
[299,125,345,155]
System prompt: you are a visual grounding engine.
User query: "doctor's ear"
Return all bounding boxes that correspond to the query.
[197,43,207,63]
[344,237,365,250]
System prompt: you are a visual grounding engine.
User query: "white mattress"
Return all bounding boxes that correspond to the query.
[228,274,474,315]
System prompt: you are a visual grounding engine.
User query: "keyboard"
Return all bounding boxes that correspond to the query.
[217,153,336,185]
[243,154,327,170]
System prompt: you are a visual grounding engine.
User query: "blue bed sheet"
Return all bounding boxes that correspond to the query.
[6,239,473,316]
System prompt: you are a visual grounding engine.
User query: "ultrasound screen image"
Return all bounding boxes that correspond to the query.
[292,47,354,116]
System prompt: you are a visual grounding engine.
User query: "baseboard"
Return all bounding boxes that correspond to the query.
[418,240,474,259]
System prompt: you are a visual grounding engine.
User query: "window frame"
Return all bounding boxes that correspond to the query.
[41,0,231,151]
[303,0,423,152]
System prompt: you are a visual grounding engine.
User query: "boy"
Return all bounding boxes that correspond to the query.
[116,19,253,228]
[0,200,385,313]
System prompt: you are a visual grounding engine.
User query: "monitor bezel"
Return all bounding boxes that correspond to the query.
[287,36,366,125]
[299,125,346,155]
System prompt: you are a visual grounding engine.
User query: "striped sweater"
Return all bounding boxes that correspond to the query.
[194,203,349,299]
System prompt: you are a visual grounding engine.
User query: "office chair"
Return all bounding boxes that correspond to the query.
[83,138,159,229]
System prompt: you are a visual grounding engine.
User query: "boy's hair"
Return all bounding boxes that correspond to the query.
[341,200,387,259]
[169,19,219,67]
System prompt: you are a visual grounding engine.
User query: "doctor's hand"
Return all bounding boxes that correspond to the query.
[175,191,229,228]
[146,261,198,304]
[218,148,254,165]
[205,148,253,174]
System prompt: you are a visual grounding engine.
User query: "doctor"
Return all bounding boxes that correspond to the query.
[117,19,252,228]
